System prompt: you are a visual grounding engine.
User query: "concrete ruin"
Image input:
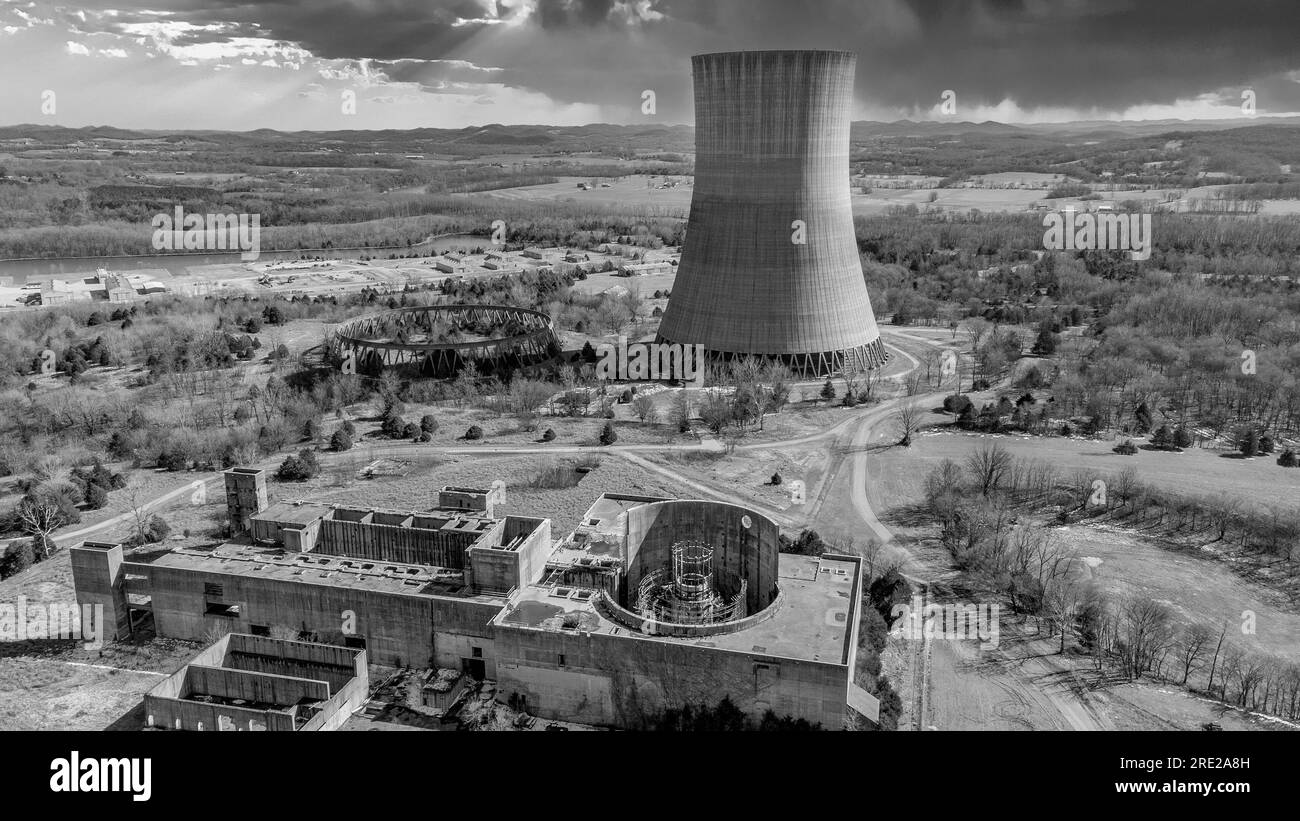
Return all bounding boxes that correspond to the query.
[144,633,368,732]
[74,468,866,729]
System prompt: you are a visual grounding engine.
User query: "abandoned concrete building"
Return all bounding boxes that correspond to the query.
[144,633,368,732]
[73,468,872,729]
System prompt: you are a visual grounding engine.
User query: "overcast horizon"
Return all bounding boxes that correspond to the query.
[3,0,1300,131]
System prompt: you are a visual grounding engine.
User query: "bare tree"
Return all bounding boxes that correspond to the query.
[894,400,924,447]
[1175,623,1214,685]
[1234,653,1271,709]
[631,393,658,424]
[965,442,1012,496]
[1111,465,1140,509]
[1205,621,1229,699]
[841,360,864,399]
[699,391,732,435]
[1043,572,1081,653]
[509,379,554,415]
[962,317,991,352]
[1120,596,1175,679]
[1218,644,1246,704]
[669,389,691,432]
[125,487,153,547]
[905,370,926,396]
[16,492,61,559]
[620,285,644,326]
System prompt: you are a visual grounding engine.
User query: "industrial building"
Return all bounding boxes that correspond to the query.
[144,633,368,731]
[434,256,471,274]
[657,50,888,377]
[620,260,675,277]
[38,278,78,306]
[99,271,138,303]
[73,468,873,730]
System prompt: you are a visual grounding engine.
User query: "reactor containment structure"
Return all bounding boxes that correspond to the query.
[657,50,887,377]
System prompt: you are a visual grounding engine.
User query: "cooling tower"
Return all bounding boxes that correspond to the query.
[657,50,887,377]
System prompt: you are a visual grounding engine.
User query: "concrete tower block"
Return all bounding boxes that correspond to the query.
[224,467,268,535]
[70,541,130,641]
[657,50,888,377]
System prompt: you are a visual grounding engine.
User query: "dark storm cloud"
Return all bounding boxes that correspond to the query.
[858,0,1300,111]
[62,0,504,61]
[50,0,1300,117]
[374,58,504,94]
[535,0,618,28]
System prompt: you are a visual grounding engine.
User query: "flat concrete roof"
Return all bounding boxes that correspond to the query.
[253,502,503,537]
[493,553,857,666]
[254,501,332,526]
[552,493,671,565]
[584,493,670,524]
[136,545,503,602]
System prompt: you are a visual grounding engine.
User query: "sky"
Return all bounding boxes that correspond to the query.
[2,0,1299,130]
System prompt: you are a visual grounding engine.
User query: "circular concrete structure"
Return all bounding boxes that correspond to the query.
[329,305,560,378]
[657,50,888,377]
[599,500,783,638]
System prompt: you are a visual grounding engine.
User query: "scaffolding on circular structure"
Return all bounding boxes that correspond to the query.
[635,541,747,626]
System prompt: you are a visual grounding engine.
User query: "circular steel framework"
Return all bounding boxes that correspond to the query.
[329,305,560,378]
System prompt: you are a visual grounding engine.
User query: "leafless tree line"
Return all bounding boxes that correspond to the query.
[919,442,1300,721]
[1080,592,1300,721]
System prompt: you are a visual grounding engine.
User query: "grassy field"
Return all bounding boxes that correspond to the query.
[1054,523,1300,662]
[298,451,683,537]
[866,428,1300,730]
[0,547,201,730]
[459,175,693,210]
[877,428,1300,512]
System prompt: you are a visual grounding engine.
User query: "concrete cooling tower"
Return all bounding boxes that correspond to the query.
[656,50,887,377]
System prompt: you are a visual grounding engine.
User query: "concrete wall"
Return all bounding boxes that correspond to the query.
[70,542,130,640]
[316,518,476,567]
[225,634,361,690]
[466,547,521,595]
[494,624,849,729]
[145,635,368,731]
[554,565,619,598]
[299,665,369,731]
[143,693,294,732]
[463,517,550,594]
[509,517,552,586]
[224,469,268,535]
[141,561,501,668]
[624,501,780,614]
[283,520,321,553]
[438,488,493,516]
[184,665,331,706]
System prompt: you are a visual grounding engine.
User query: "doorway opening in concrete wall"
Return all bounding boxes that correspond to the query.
[463,658,486,680]
[126,608,153,636]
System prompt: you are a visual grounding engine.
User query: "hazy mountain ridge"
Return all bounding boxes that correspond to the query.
[3,119,1298,144]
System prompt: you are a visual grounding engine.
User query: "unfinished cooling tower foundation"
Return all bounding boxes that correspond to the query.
[657,50,887,377]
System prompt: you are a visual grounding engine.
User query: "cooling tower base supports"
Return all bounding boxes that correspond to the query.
[656,335,890,378]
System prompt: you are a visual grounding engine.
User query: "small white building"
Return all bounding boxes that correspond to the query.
[434,257,470,274]
[620,261,674,277]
